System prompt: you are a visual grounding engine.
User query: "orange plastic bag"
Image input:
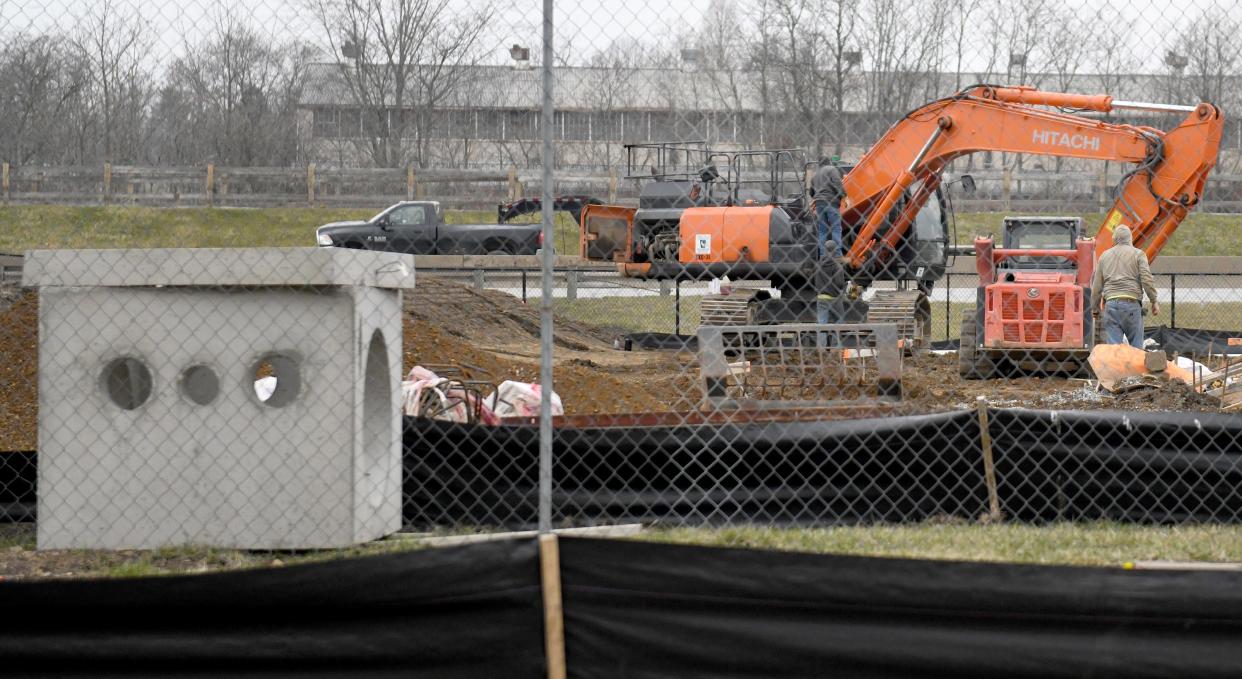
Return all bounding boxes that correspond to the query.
[1088,344,1191,391]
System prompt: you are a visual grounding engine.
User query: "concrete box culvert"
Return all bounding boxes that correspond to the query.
[24,247,415,550]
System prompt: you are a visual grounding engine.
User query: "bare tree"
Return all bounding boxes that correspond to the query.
[758,0,861,155]
[311,0,493,168]
[1163,8,1241,171]
[0,35,88,164]
[1042,6,1090,171]
[1171,8,1239,110]
[948,0,983,92]
[977,0,1049,87]
[72,0,152,163]
[581,39,651,168]
[862,0,950,115]
[1093,10,1138,101]
[979,0,1049,172]
[690,0,751,137]
[156,10,309,166]
[1085,9,1141,187]
[1044,9,1089,94]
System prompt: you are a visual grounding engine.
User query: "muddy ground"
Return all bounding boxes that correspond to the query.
[0,276,1226,451]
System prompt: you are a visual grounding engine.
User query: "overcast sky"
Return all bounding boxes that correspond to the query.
[2,0,1238,76]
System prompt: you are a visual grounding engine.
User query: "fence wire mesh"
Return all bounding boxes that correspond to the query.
[2,0,1242,557]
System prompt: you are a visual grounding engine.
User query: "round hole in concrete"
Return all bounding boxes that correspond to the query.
[252,353,301,408]
[100,357,153,410]
[180,364,219,406]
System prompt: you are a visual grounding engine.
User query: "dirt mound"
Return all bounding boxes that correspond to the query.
[400,276,692,415]
[1111,378,1221,411]
[902,353,1083,409]
[0,290,37,451]
[406,276,616,354]
[901,352,1221,413]
[0,286,24,314]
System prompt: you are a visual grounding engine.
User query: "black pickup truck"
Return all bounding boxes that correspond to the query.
[315,196,600,255]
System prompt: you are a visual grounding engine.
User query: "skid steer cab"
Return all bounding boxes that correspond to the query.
[959,217,1096,378]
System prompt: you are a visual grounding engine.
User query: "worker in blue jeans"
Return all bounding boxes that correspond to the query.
[811,157,844,260]
[1090,224,1159,348]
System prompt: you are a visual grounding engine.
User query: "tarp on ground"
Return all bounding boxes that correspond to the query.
[558,536,1242,679]
[0,539,544,678]
[1146,325,1242,354]
[5,536,1242,677]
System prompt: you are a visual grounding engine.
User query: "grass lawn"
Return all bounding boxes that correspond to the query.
[5,522,1241,579]
[953,211,1242,256]
[641,523,1242,566]
[0,205,581,253]
[0,206,1239,256]
[0,524,435,580]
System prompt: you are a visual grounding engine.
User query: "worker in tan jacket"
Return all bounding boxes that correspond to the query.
[1090,224,1159,349]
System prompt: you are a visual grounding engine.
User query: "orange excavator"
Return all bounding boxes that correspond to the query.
[579,85,1224,365]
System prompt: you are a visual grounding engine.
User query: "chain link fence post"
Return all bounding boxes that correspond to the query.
[537,0,556,534]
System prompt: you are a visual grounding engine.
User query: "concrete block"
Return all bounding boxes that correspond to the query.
[26,248,415,550]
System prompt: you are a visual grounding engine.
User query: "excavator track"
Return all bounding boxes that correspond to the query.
[865,290,931,352]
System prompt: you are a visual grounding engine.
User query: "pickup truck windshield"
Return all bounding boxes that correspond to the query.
[382,205,427,225]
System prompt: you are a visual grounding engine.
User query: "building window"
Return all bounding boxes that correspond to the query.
[312,109,339,138]
[340,109,362,138]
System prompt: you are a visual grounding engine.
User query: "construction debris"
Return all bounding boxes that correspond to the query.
[1088,344,1192,393]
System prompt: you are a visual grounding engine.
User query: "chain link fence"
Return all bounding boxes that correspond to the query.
[2,0,1242,556]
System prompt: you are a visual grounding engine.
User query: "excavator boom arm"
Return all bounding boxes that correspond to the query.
[842,86,1224,270]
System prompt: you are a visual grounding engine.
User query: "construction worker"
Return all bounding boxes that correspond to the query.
[811,156,844,259]
[1090,224,1159,348]
[816,245,847,325]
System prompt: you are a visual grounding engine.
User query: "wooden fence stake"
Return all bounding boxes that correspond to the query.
[206,163,215,207]
[2,162,8,204]
[608,169,617,203]
[407,165,415,200]
[307,163,316,205]
[102,162,112,205]
[539,534,567,679]
[975,396,1002,522]
[508,166,519,201]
